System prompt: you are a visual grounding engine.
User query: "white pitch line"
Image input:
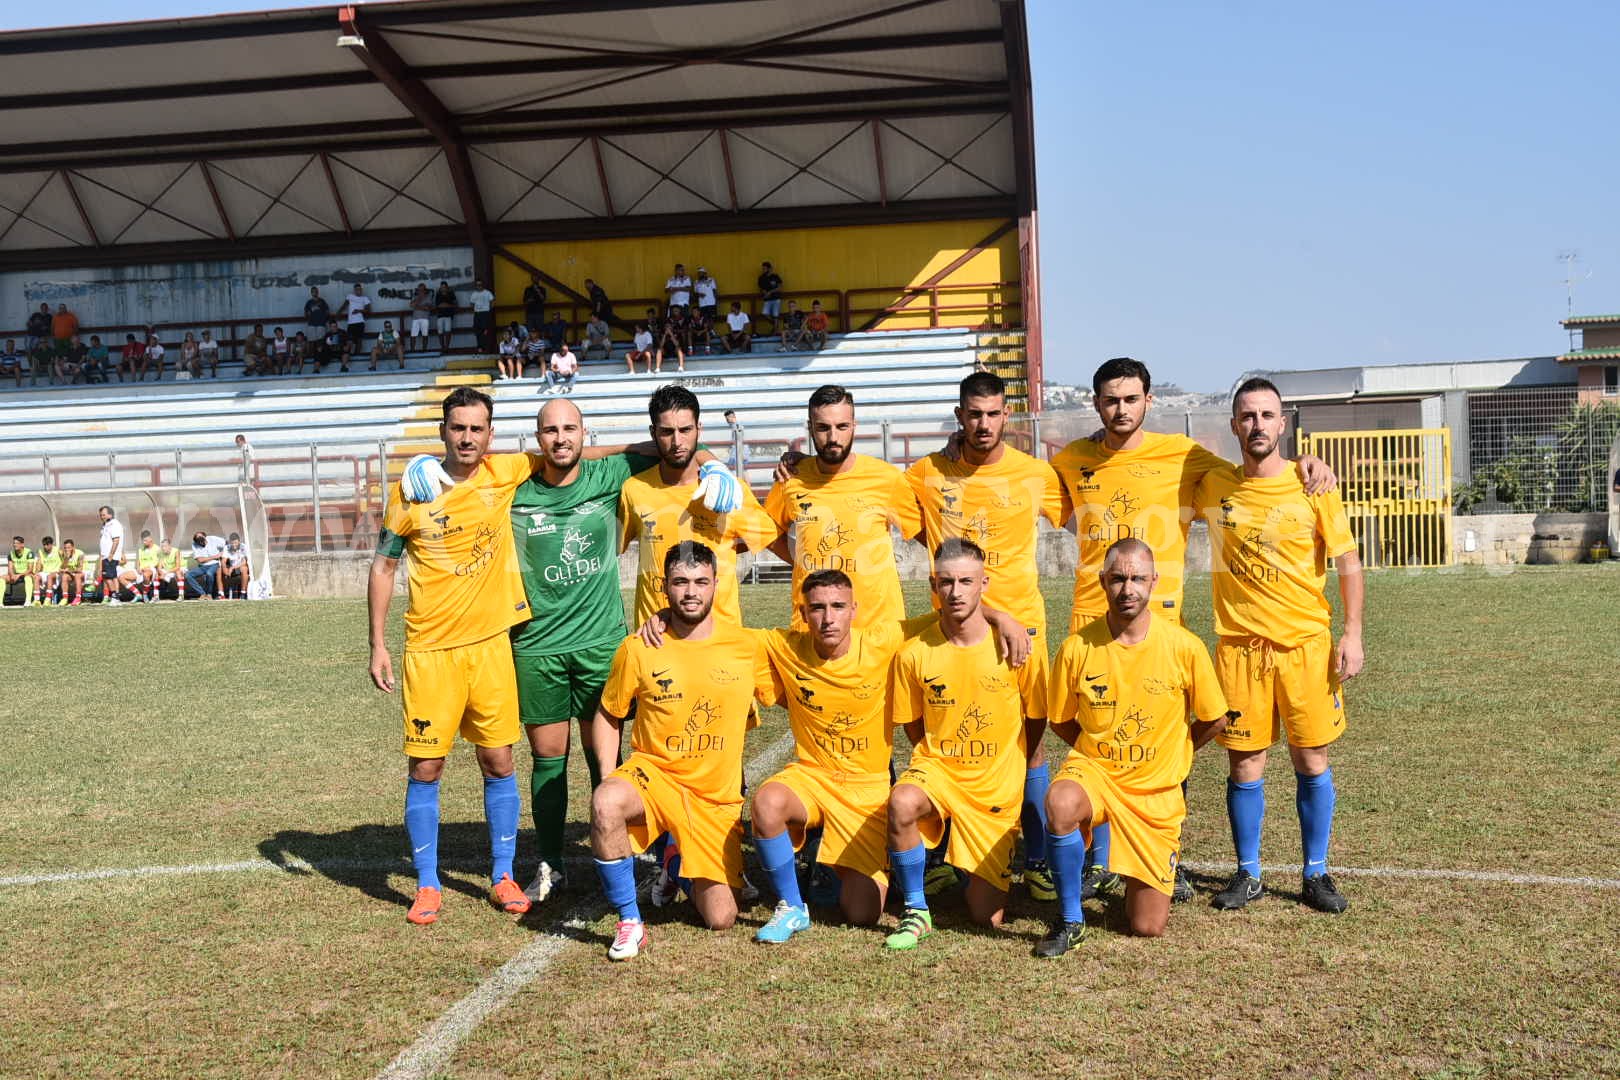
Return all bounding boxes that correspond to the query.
[373,729,800,1080]
[0,856,403,888]
[1181,861,1620,890]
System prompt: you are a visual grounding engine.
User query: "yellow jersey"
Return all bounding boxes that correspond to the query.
[157,549,185,573]
[891,621,1047,812]
[60,550,85,573]
[1050,617,1228,794]
[37,548,62,573]
[618,465,779,629]
[378,453,536,651]
[764,453,921,630]
[599,624,776,804]
[1195,465,1357,646]
[137,544,162,570]
[905,446,1068,630]
[761,615,933,779]
[1051,431,1228,623]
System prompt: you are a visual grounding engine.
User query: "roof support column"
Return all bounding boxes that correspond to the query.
[1000,0,1041,412]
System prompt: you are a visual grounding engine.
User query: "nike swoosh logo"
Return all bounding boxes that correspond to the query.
[923,674,942,683]
[414,844,432,853]
[1085,672,1105,681]
[500,835,516,843]
[652,668,669,678]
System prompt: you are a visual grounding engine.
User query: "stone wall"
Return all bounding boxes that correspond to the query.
[1452,512,1610,566]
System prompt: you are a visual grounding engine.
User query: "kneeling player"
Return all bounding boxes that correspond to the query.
[589,542,775,961]
[1037,538,1230,956]
[884,539,1046,950]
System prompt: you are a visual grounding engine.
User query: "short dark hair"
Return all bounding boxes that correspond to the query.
[807,384,854,412]
[934,537,986,565]
[441,385,494,424]
[663,539,716,578]
[98,505,114,516]
[1231,376,1283,414]
[140,530,152,540]
[1092,357,1152,396]
[649,384,700,424]
[958,371,1005,403]
[11,535,21,543]
[801,568,854,596]
[42,536,53,544]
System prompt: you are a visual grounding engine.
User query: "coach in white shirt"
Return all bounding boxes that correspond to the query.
[97,505,125,600]
[340,283,371,352]
[665,263,692,313]
[186,530,227,599]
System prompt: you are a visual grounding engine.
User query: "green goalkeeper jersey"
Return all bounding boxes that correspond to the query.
[508,452,657,656]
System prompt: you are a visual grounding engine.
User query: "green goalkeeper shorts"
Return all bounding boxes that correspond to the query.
[515,638,621,726]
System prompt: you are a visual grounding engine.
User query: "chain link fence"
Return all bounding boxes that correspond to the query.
[1463,387,1620,513]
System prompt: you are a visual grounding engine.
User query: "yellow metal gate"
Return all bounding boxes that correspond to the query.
[1298,428,1453,568]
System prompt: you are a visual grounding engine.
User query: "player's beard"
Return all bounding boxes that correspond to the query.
[815,440,849,466]
[661,445,694,470]
[669,594,713,630]
[1243,431,1278,464]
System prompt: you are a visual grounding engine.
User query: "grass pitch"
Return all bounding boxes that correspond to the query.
[3,565,1618,1078]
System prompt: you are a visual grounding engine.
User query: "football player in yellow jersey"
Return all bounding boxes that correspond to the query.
[590,541,776,961]
[620,384,777,629]
[154,539,185,601]
[7,536,35,606]
[34,536,63,605]
[1050,357,1336,903]
[134,530,162,602]
[58,539,85,606]
[884,538,1047,950]
[368,385,538,926]
[1037,539,1232,956]
[1195,378,1364,915]
[906,371,1067,902]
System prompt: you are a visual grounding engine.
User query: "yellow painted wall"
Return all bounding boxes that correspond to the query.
[494,218,1018,332]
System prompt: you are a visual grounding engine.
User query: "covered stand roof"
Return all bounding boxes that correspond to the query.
[0,0,1034,274]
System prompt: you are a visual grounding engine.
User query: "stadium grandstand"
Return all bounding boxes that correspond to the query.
[0,0,1043,586]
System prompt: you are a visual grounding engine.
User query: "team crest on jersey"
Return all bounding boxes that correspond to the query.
[1085,673,1116,709]
[1143,676,1178,696]
[709,667,740,684]
[559,527,593,561]
[963,513,994,544]
[851,679,883,700]
[1105,489,1140,523]
[650,667,681,702]
[954,705,994,740]
[978,673,1012,693]
[923,674,954,706]
[816,522,853,554]
[1126,463,1161,479]
[453,524,498,577]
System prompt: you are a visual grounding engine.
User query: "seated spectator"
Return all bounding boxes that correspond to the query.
[55,334,87,384]
[546,342,578,395]
[58,539,86,606]
[177,332,200,381]
[507,320,526,344]
[540,313,569,352]
[288,331,308,375]
[242,323,269,376]
[693,267,719,321]
[522,328,547,376]
[145,334,166,380]
[198,330,221,378]
[220,533,251,599]
[119,334,145,381]
[270,327,292,375]
[26,303,51,356]
[316,319,349,373]
[497,329,521,381]
[370,320,406,371]
[2,338,24,386]
[31,340,54,383]
[780,299,809,352]
[657,307,687,373]
[84,334,110,383]
[185,529,226,599]
[626,323,655,374]
[583,313,612,361]
[686,304,714,356]
[722,302,752,354]
[804,300,829,350]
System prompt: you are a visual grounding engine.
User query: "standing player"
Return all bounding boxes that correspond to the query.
[367,385,537,925]
[906,372,1067,900]
[884,539,1047,950]
[59,540,85,606]
[97,506,124,604]
[1196,377,1364,914]
[589,542,775,961]
[1037,539,1231,956]
[34,537,62,605]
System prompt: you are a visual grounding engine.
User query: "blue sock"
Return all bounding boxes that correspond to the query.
[483,773,520,884]
[1227,778,1265,877]
[1021,763,1051,865]
[1296,769,1336,878]
[594,856,641,922]
[1048,828,1087,925]
[757,831,803,909]
[891,842,929,911]
[1085,821,1112,872]
[404,777,441,890]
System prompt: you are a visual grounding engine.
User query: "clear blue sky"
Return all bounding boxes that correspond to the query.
[9,1,1616,391]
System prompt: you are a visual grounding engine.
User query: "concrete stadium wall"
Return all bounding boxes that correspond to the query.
[1453,512,1610,566]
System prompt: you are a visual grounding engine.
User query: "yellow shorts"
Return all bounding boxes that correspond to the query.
[1214,632,1346,753]
[613,754,744,888]
[762,762,889,884]
[894,761,1016,891]
[401,634,520,757]
[1054,753,1184,896]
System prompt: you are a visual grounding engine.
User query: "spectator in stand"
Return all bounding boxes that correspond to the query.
[235,433,254,484]
[657,306,687,373]
[316,318,349,373]
[723,408,739,428]
[583,312,612,361]
[758,261,783,335]
[2,338,25,386]
[540,312,569,353]
[371,320,406,371]
[97,505,125,603]
[84,334,110,383]
[186,529,226,600]
[409,284,434,352]
[522,327,547,376]
[665,262,693,314]
[198,329,220,378]
[221,533,251,599]
[523,276,548,332]
[304,286,330,342]
[59,539,85,605]
[242,323,269,376]
[31,340,53,383]
[687,302,714,356]
[119,334,145,381]
[546,340,578,395]
[805,299,830,350]
[434,280,457,351]
[497,329,521,381]
[469,278,496,352]
[51,304,79,351]
[722,301,752,354]
[26,303,51,356]
[627,322,655,374]
[177,332,200,381]
[289,331,308,374]
[585,277,613,321]
[145,334,166,380]
[780,298,808,352]
[270,327,292,374]
[693,267,719,322]
[55,333,87,383]
[340,283,370,356]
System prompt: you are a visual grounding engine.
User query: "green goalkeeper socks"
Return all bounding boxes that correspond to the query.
[530,754,568,866]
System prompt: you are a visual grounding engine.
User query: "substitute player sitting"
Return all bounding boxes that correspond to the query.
[34,536,62,605]
[884,538,1046,950]
[368,385,538,925]
[58,540,85,606]
[1037,539,1231,956]
[1196,377,1365,915]
[589,541,775,961]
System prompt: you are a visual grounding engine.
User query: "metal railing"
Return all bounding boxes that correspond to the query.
[1464,387,1620,513]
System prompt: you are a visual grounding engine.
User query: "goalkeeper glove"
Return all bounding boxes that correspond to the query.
[695,460,742,514]
[402,454,456,503]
